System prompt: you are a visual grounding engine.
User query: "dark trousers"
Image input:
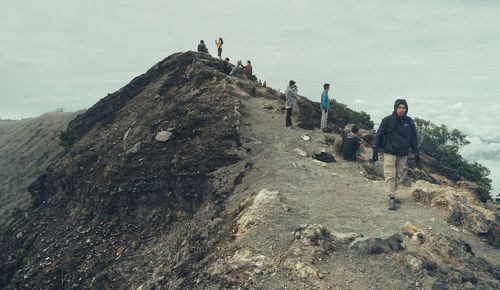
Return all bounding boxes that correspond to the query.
[286,107,293,127]
[217,48,222,58]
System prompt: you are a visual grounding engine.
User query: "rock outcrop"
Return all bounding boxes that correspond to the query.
[399,223,499,289]
[411,182,499,248]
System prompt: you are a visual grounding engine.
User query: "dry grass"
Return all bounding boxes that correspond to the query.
[0,111,79,223]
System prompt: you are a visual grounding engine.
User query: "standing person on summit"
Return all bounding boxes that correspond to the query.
[320,83,330,132]
[197,40,208,53]
[215,37,223,59]
[372,99,420,210]
[285,80,298,128]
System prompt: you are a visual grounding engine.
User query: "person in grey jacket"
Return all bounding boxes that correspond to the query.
[372,98,419,210]
[285,80,298,128]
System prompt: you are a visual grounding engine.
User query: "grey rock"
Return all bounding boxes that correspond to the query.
[22,236,35,250]
[447,207,462,226]
[447,271,462,283]
[461,271,477,284]
[348,234,403,255]
[431,280,447,290]
[155,131,173,142]
[126,142,141,155]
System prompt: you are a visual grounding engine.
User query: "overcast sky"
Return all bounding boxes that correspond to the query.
[1,0,499,194]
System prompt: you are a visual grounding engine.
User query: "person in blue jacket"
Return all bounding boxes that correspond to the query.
[320,83,330,131]
[372,98,420,210]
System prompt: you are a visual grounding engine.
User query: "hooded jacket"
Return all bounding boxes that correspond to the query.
[197,42,208,53]
[374,99,419,156]
[341,132,360,161]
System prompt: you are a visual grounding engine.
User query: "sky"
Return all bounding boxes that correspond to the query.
[1,0,500,195]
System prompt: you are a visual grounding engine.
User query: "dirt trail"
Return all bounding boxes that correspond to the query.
[232,92,499,263]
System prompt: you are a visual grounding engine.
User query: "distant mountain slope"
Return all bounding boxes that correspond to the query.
[0,112,79,223]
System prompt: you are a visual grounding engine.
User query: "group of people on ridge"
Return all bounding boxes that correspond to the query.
[197,38,224,59]
[199,37,419,211]
[198,38,255,80]
[285,80,419,210]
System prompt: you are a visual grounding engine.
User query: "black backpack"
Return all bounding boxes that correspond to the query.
[312,152,336,163]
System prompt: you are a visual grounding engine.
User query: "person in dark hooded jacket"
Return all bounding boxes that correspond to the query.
[341,126,361,161]
[372,99,419,210]
[197,40,209,53]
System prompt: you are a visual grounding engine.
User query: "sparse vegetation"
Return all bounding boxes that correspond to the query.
[415,118,492,194]
[329,100,374,129]
[176,109,203,133]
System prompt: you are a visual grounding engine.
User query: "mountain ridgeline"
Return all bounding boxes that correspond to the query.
[0,52,498,289]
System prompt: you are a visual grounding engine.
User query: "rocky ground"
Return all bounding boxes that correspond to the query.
[0,51,498,289]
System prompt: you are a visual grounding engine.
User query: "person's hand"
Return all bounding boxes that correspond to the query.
[371,150,379,162]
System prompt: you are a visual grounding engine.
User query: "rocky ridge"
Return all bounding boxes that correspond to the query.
[0,51,498,289]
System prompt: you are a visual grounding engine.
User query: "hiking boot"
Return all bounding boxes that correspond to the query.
[388,197,396,210]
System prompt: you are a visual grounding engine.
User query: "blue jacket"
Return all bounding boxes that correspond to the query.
[320,90,329,110]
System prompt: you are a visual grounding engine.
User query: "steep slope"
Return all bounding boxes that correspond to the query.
[0,51,498,290]
[0,112,78,223]
[0,52,247,289]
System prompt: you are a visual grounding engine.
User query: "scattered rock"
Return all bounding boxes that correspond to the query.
[431,280,447,290]
[348,234,403,255]
[122,128,132,149]
[155,131,173,142]
[455,181,491,202]
[236,189,279,236]
[279,224,361,288]
[294,148,307,157]
[411,187,498,247]
[126,142,141,155]
[208,248,270,285]
[401,222,425,243]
